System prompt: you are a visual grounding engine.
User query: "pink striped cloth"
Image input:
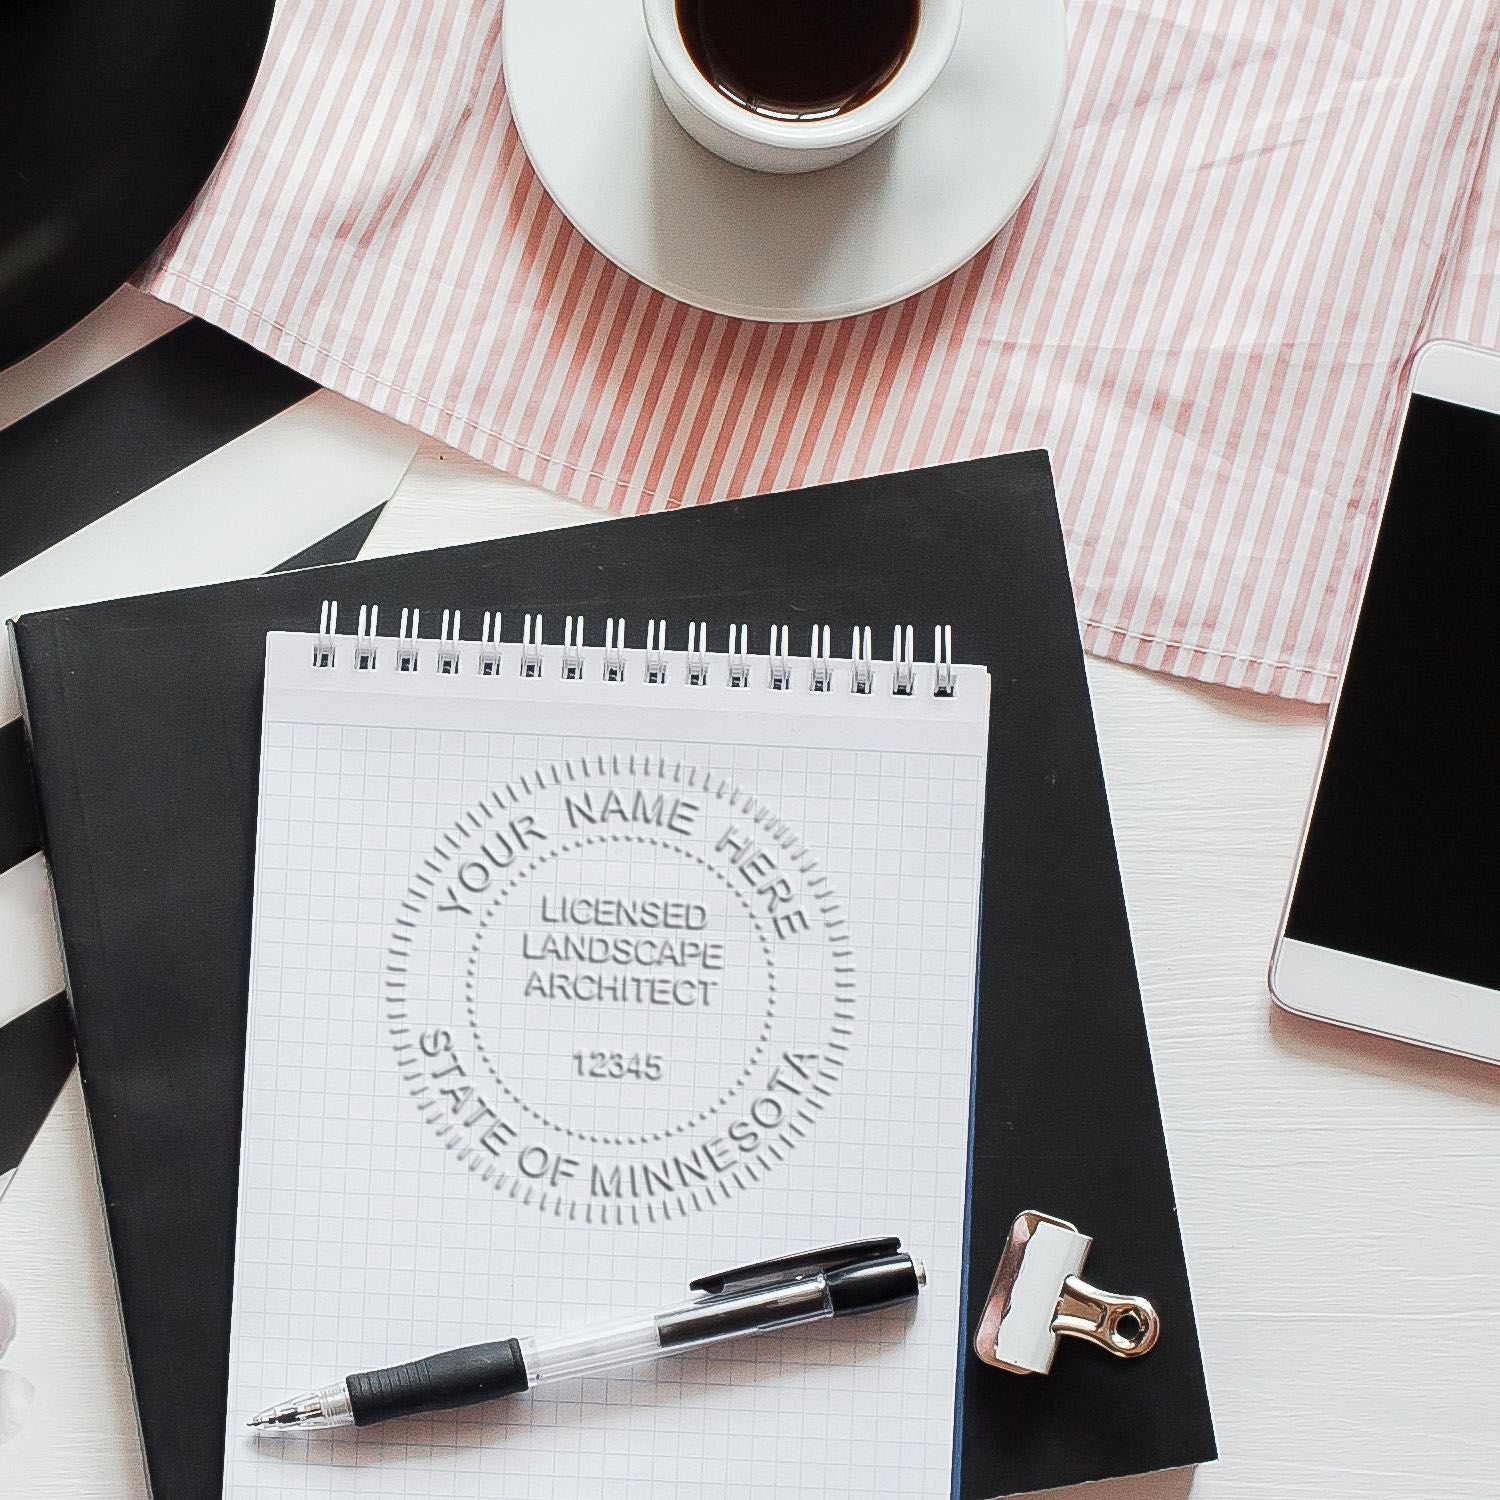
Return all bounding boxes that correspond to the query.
[140,1,1500,702]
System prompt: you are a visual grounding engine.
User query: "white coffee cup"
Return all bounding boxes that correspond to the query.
[642,0,963,175]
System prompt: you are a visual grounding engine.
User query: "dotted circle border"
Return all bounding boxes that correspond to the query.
[463,830,778,1147]
[384,752,855,1224]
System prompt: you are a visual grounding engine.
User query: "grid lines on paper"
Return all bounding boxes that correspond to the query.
[227,665,987,1499]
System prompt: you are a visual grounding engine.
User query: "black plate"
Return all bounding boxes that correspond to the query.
[0,0,274,370]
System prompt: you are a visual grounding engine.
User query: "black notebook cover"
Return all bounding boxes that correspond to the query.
[10,451,1214,1496]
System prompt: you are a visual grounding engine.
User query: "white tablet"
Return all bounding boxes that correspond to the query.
[1271,340,1500,1064]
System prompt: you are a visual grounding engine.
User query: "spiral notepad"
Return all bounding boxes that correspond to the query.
[227,606,990,1499]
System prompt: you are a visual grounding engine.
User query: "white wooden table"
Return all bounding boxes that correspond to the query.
[4,443,1500,1499]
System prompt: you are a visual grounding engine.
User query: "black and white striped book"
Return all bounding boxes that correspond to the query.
[0,288,419,1159]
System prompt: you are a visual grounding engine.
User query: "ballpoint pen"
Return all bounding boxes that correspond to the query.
[250,1237,924,1432]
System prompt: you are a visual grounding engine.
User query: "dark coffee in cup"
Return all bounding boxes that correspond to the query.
[675,0,921,122]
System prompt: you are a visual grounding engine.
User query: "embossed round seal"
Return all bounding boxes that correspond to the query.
[384,754,854,1222]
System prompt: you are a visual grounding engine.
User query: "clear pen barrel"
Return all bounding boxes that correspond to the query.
[520,1314,664,1385]
[520,1276,833,1385]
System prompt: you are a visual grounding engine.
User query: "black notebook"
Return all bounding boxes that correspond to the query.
[10,451,1214,1496]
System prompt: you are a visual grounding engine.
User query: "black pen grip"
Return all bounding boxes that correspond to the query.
[347,1338,529,1425]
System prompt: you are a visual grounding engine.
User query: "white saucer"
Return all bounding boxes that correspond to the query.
[501,0,1068,323]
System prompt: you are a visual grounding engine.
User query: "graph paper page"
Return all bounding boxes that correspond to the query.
[226,629,989,1498]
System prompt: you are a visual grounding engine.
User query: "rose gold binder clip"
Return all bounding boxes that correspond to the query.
[975,1211,1160,1375]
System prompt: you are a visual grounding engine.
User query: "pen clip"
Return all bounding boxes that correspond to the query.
[689,1237,903,1295]
[974,1211,1159,1375]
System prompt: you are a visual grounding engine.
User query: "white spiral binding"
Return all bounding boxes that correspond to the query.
[686,621,709,686]
[437,610,461,675]
[521,613,544,677]
[727,624,751,688]
[562,614,585,680]
[603,618,626,682]
[479,611,502,676]
[355,605,378,671]
[313,599,338,668]
[933,623,955,697]
[892,624,915,695]
[645,619,668,684]
[809,624,832,693]
[851,625,873,695]
[768,624,791,690]
[397,607,420,672]
[313,604,963,697]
